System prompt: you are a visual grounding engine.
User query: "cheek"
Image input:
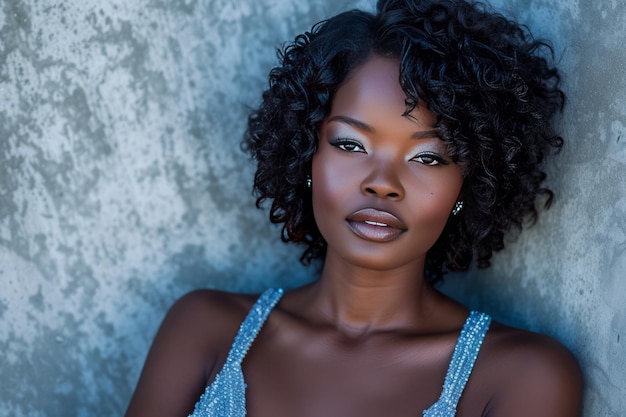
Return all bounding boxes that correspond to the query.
[311,152,343,219]
[404,172,463,237]
[415,195,455,235]
[410,166,463,208]
[310,149,361,240]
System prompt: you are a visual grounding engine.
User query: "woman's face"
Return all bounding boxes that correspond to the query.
[312,55,463,271]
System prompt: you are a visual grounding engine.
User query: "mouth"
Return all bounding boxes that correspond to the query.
[346,208,407,242]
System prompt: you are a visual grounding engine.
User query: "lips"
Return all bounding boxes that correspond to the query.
[346,208,407,242]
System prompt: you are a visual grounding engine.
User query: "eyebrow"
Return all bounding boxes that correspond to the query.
[326,115,441,139]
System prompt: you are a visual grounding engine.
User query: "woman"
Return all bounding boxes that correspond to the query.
[125,0,583,416]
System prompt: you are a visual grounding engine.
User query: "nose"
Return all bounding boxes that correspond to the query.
[360,160,405,200]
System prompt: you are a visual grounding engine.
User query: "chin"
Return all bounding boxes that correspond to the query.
[327,244,427,273]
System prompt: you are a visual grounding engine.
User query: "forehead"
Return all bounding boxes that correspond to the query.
[329,55,437,129]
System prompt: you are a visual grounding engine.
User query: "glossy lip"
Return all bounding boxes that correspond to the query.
[346,208,407,242]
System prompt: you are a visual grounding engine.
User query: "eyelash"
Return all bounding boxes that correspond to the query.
[330,138,366,153]
[330,139,448,166]
[411,153,449,166]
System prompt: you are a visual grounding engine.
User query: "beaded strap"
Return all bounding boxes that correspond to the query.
[227,288,285,365]
[189,291,489,417]
[423,311,492,417]
[188,288,284,417]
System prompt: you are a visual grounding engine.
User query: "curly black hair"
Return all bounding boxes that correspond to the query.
[244,0,565,284]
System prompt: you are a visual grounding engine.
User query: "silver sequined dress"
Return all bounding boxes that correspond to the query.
[189,288,491,417]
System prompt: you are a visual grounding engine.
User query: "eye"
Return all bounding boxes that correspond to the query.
[331,139,366,153]
[411,153,448,166]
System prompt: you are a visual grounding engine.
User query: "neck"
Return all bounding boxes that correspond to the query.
[306,252,435,336]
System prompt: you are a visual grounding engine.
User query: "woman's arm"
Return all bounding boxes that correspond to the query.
[124,290,244,417]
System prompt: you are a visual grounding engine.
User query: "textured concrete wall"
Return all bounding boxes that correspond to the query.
[0,0,366,415]
[0,0,623,416]
[441,1,626,417]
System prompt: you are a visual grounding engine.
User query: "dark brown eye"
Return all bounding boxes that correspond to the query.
[411,153,447,166]
[331,139,366,153]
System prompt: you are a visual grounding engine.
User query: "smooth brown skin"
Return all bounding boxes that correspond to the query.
[125,57,583,417]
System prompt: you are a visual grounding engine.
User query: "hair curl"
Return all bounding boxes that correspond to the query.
[244,0,565,284]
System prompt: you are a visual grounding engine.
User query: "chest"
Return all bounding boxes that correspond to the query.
[241,331,458,417]
[191,291,493,417]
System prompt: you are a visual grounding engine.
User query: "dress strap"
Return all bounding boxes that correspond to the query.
[188,288,284,417]
[423,311,492,417]
[225,288,284,366]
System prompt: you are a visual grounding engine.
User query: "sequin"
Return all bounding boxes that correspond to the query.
[188,288,283,417]
[422,310,491,417]
[188,288,491,417]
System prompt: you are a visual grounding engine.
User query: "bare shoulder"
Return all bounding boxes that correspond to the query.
[474,321,583,417]
[168,289,257,333]
[161,289,260,362]
[124,289,260,417]
[483,321,582,382]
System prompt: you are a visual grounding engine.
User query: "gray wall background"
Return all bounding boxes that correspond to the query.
[0,0,623,416]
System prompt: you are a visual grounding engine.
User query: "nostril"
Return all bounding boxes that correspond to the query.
[364,187,400,199]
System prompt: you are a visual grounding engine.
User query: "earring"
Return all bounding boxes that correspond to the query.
[452,201,464,216]
[306,175,312,188]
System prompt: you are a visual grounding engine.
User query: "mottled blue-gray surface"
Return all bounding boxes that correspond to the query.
[441,1,626,417]
[0,0,623,416]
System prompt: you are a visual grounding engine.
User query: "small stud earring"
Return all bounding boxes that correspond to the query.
[452,201,464,216]
[306,175,312,188]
